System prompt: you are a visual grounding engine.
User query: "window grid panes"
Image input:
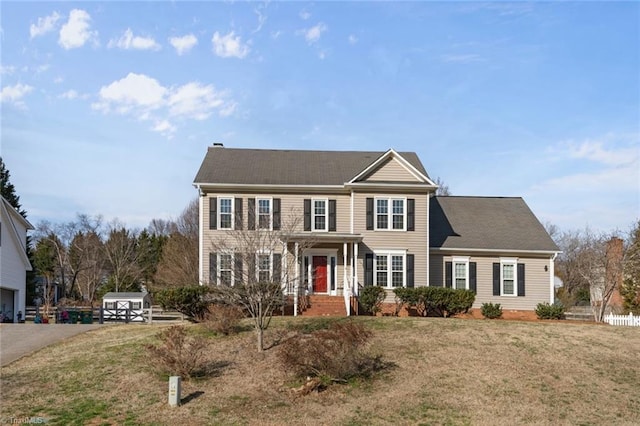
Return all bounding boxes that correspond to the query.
[219,198,233,229]
[392,199,404,230]
[376,255,388,287]
[376,199,388,229]
[454,262,467,289]
[258,254,271,282]
[258,199,271,229]
[503,263,515,295]
[313,200,326,231]
[220,254,233,286]
[391,255,404,287]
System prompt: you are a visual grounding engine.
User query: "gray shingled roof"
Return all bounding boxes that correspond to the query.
[193,147,429,185]
[430,196,559,252]
[103,292,149,299]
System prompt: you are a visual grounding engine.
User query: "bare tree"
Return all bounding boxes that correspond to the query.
[434,176,451,196]
[70,231,106,303]
[208,210,314,352]
[103,220,143,293]
[153,199,199,289]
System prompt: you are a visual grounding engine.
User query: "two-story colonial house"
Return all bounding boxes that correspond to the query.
[194,145,559,317]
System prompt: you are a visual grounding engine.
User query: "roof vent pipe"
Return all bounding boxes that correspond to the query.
[212,142,224,148]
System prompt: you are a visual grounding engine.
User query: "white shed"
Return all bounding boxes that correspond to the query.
[102,292,151,322]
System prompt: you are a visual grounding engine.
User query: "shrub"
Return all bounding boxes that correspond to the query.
[278,321,385,385]
[202,304,244,335]
[393,287,475,317]
[481,302,503,319]
[145,325,209,379]
[154,286,210,321]
[359,286,387,315]
[535,302,565,320]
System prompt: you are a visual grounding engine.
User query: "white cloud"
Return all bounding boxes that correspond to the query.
[168,82,225,120]
[59,89,78,99]
[93,73,237,136]
[253,5,267,34]
[93,73,166,114]
[299,10,311,20]
[302,23,327,44]
[0,83,34,107]
[30,12,61,38]
[1,65,16,75]
[108,29,161,51]
[348,34,358,45]
[59,9,98,49]
[169,34,198,55]
[565,139,638,167]
[212,31,250,58]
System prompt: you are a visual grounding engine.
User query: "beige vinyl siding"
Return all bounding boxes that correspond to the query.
[362,158,422,182]
[202,192,352,284]
[433,254,553,311]
[353,192,430,297]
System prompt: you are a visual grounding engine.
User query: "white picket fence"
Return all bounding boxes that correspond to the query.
[603,313,640,327]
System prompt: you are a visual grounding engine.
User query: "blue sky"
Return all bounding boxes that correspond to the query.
[1,1,638,234]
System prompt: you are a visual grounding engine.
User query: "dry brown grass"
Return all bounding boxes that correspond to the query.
[1,317,639,425]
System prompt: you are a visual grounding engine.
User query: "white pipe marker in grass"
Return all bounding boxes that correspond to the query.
[169,376,181,407]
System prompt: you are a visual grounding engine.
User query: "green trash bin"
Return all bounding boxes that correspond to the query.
[69,310,79,324]
[80,310,93,324]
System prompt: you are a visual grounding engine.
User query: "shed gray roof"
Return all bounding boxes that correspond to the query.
[193,147,429,186]
[103,292,149,299]
[430,196,559,252]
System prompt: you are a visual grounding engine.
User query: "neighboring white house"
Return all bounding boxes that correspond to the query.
[0,196,34,322]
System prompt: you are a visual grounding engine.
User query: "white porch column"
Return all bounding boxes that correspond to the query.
[353,242,359,296]
[343,242,350,316]
[294,242,300,317]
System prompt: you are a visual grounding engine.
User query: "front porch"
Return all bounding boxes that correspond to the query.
[282,233,363,316]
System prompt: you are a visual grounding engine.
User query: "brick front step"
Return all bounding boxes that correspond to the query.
[301,295,347,317]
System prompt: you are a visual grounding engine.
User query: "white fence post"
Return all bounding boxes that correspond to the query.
[604,312,640,327]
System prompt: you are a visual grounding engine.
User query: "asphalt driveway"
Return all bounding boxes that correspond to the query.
[0,323,104,367]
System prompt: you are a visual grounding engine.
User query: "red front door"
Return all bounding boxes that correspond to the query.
[313,256,328,293]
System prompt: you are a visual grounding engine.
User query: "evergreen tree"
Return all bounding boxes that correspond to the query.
[0,157,26,217]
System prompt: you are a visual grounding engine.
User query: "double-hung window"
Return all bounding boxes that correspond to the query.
[375,198,406,230]
[257,253,272,282]
[453,257,469,290]
[218,197,233,229]
[375,252,405,288]
[219,253,234,286]
[257,198,272,230]
[313,199,328,231]
[501,259,517,296]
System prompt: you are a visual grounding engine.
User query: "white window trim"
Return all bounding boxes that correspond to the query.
[374,250,407,289]
[218,197,234,230]
[500,258,518,297]
[256,197,273,231]
[312,198,329,232]
[453,256,470,290]
[256,251,273,282]
[217,252,235,286]
[374,197,407,231]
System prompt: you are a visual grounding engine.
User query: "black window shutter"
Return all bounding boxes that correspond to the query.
[445,261,452,288]
[273,198,281,230]
[406,254,415,288]
[517,263,525,297]
[366,198,374,230]
[209,253,217,284]
[365,253,373,286]
[407,198,415,231]
[248,254,256,281]
[235,198,243,230]
[470,262,477,293]
[304,199,311,231]
[209,197,217,230]
[493,263,501,296]
[273,253,282,283]
[248,198,256,230]
[329,199,337,232]
[234,256,243,286]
